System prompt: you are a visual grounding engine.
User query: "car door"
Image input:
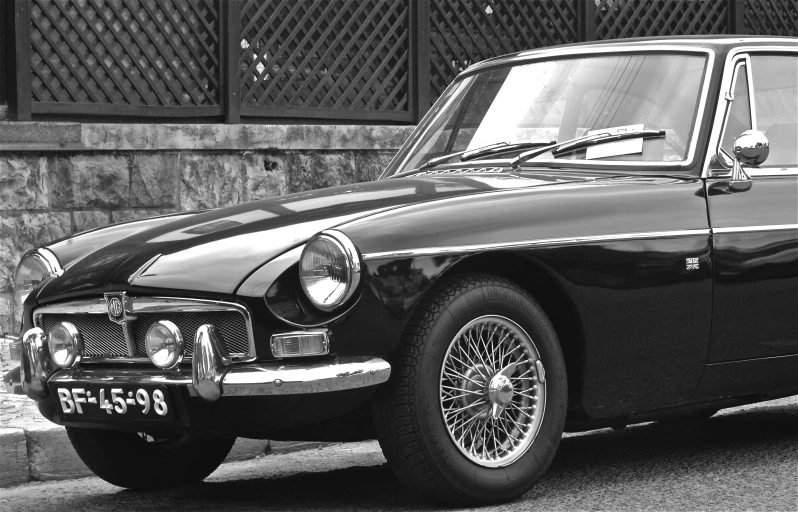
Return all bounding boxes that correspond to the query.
[705,49,798,370]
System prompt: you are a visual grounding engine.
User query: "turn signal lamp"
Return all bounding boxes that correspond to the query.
[270,331,329,358]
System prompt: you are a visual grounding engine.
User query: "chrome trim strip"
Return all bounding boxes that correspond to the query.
[36,248,64,277]
[33,297,256,363]
[702,46,798,178]
[362,229,711,260]
[45,355,392,399]
[713,224,798,234]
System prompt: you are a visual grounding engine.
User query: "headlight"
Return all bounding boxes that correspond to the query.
[14,249,61,308]
[48,322,82,368]
[299,230,361,312]
[145,320,184,369]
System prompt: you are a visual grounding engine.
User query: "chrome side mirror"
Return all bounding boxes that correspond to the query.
[728,130,769,191]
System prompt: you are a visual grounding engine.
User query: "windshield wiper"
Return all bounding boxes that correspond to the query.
[398,140,555,178]
[510,128,666,169]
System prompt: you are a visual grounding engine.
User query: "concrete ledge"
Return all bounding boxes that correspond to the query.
[0,428,29,487]
[0,123,414,152]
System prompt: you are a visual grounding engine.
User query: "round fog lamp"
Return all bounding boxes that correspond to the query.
[145,320,184,369]
[48,322,82,368]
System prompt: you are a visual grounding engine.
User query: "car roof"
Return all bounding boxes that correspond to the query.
[466,35,797,74]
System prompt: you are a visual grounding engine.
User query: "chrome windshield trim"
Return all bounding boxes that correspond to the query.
[33,297,256,363]
[702,45,798,178]
[713,224,798,234]
[362,229,710,260]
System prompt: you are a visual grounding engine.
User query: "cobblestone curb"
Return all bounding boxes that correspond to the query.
[0,338,327,487]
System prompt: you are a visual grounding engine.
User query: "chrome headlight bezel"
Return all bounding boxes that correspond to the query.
[298,230,362,312]
[145,320,185,369]
[47,321,83,369]
[14,248,63,309]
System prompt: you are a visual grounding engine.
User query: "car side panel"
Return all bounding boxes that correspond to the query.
[340,177,712,417]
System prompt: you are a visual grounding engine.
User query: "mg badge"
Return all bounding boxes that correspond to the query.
[104,292,128,324]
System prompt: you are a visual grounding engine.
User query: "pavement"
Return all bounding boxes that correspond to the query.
[1,397,796,511]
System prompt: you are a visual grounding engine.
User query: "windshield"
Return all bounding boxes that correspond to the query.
[384,52,708,177]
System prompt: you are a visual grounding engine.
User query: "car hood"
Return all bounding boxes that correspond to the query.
[38,172,590,300]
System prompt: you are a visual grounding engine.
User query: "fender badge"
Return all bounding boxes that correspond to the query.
[686,257,700,270]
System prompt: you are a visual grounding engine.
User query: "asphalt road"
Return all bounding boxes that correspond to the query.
[2,397,796,512]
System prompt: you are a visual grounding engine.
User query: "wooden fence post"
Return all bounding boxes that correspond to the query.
[579,0,597,41]
[224,0,242,124]
[728,0,745,34]
[12,0,31,121]
[412,0,430,123]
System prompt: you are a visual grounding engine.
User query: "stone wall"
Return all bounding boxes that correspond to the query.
[0,123,413,336]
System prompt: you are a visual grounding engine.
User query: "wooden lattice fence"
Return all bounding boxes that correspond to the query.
[5,0,798,123]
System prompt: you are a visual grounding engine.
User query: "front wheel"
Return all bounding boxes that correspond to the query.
[373,273,568,506]
[67,427,235,490]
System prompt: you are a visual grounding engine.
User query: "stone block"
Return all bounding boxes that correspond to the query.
[0,428,29,487]
[0,122,80,145]
[81,123,157,150]
[336,125,413,150]
[49,154,129,208]
[285,151,357,193]
[111,209,176,224]
[179,153,243,210]
[0,293,13,338]
[71,211,112,234]
[355,150,396,182]
[158,124,233,150]
[283,125,335,150]
[130,153,179,207]
[25,425,92,481]
[0,156,49,210]
[0,212,71,293]
[244,153,288,201]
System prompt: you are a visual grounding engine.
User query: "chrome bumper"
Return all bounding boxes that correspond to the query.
[20,325,391,403]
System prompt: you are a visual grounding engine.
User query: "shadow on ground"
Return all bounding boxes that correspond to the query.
[41,404,798,511]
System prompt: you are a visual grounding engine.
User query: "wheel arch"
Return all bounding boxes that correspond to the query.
[436,251,588,419]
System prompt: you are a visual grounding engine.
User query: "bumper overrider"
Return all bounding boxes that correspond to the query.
[20,324,391,405]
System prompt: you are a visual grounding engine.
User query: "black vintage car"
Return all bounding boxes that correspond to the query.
[13,36,797,505]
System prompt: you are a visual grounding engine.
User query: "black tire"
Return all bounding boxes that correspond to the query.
[66,427,236,490]
[372,273,567,506]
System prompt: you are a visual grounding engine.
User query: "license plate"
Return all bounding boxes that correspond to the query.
[51,384,174,420]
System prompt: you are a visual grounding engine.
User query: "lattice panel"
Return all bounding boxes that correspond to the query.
[30,0,220,106]
[240,0,410,112]
[745,0,798,35]
[429,0,579,101]
[595,0,728,40]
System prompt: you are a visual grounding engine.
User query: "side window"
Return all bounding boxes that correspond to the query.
[750,54,798,168]
[720,62,752,156]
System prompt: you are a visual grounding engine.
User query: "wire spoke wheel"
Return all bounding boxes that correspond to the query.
[439,314,546,467]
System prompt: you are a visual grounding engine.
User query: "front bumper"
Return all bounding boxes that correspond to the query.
[19,325,391,402]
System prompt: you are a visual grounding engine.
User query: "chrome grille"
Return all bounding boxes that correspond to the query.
[40,314,128,357]
[34,297,253,362]
[132,311,249,357]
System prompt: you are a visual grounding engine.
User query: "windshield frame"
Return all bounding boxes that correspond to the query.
[381,45,717,178]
